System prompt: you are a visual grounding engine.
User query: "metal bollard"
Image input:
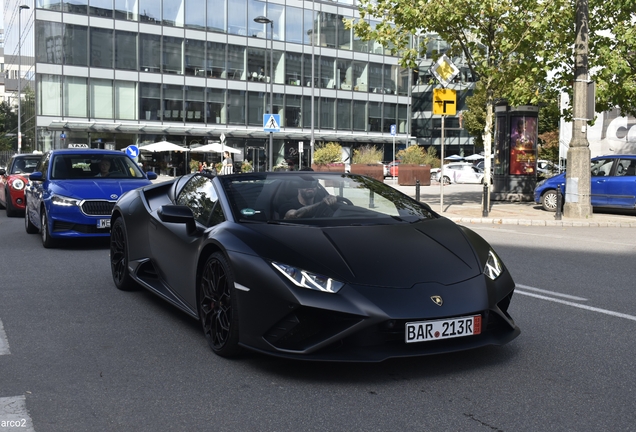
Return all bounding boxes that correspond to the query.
[415,179,420,202]
[555,185,562,220]
[482,183,489,217]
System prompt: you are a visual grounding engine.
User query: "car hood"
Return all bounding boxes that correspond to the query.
[50,179,150,200]
[240,218,482,288]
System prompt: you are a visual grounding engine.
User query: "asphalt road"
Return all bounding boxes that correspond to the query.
[1,211,635,432]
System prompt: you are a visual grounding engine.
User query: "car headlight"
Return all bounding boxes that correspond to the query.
[484,249,503,280]
[272,262,344,293]
[11,178,25,190]
[51,194,81,207]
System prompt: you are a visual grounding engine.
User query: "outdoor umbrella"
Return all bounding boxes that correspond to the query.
[190,143,240,154]
[463,154,484,161]
[139,141,190,152]
[444,154,464,161]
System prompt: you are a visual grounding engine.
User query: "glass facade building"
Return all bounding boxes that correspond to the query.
[5,0,476,171]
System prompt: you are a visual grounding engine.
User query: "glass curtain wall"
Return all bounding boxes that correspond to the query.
[89,0,113,17]
[114,0,137,20]
[90,79,113,119]
[185,0,206,29]
[90,28,113,68]
[115,31,137,70]
[207,0,226,32]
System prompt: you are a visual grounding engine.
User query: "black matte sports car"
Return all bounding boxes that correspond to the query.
[110,171,520,361]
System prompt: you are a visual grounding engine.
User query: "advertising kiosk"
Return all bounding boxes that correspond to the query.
[492,102,539,201]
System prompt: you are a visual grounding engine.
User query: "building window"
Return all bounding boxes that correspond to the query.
[207,0,226,33]
[90,28,113,69]
[185,87,205,123]
[139,0,161,23]
[64,76,88,118]
[302,96,317,129]
[64,24,88,66]
[353,101,366,131]
[36,21,63,64]
[369,102,381,132]
[64,0,88,15]
[285,6,303,45]
[163,85,184,122]
[90,79,113,119]
[163,0,185,27]
[227,45,245,81]
[336,59,351,90]
[140,83,161,121]
[38,74,62,116]
[140,34,161,73]
[115,81,137,120]
[321,97,335,130]
[115,31,137,70]
[114,0,137,21]
[246,47,267,82]
[383,103,396,133]
[37,0,62,11]
[267,4,285,41]
[185,0,206,30]
[206,88,225,124]
[185,39,206,77]
[337,99,351,131]
[285,52,302,86]
[227,90,246,125]
[247,91,265,126]
[207,42,226,79]
[89,0,113,17]
[319,57,335,89]
[284,94,301,128]
[162,36,183,75]
[227,0,247,35]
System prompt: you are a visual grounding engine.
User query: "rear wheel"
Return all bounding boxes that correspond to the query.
[40,210,57,248]
[110,218,137,291]
[442,176,451,185]
[541,190,558,212]
[198,252,240,358]
[25,203,37,234]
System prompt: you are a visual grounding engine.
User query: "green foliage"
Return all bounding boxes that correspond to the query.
[538,130,559,164]
[189,159,200,172]
[0,101,18,151]
[313,142,343,165]
[241,160,253,172]
[397,145,440,167]
[352,145,383,164]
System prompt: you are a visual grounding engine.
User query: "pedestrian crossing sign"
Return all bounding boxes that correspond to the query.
[263,114,281,132]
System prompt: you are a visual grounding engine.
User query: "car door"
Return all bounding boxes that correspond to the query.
[589,157,615,207]
[601,158,636,208]
[148,175,225,309]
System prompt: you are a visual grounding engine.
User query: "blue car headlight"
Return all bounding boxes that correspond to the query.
[484,249,503,280]
[51,194,81,207]
[272,262,344,293]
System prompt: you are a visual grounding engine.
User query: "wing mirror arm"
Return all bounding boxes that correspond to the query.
[157,205,197,235]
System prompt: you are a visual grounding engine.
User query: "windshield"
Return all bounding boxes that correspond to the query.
[219,172,435,226]
[11,157,40,174]
[50,154,146,180]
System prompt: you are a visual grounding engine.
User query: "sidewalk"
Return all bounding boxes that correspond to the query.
[387,181,636,228]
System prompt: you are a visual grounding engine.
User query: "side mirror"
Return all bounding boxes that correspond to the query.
[146,171,158,180]
[29,172,44,182]
[157,205,197,235]
[0,168,6,176]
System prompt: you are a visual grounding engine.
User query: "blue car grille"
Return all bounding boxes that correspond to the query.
[81,200,116,216]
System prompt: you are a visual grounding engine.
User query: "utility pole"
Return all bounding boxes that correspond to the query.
[563,0,592,218]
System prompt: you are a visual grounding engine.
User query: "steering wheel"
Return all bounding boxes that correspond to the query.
[336,196,353,206]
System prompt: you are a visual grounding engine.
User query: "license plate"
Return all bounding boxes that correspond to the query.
[405,315,481,343]
[97,219,111,228]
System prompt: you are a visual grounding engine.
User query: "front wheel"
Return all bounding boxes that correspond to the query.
[25,204,37,234]
[442,176,451,185]
[40,210,57,248]
[110,218,137,291]
[541,190,558,212]
[198,252,241,358]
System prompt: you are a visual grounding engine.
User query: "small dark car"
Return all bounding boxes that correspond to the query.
[110,171,520,362]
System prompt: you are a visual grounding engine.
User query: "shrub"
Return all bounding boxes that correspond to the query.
[396,145,441,167]
[313,142,343,165]
[241,160,253,172]
[352,145,383,164]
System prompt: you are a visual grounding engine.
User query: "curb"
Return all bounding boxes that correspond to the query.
[447,216,636,227]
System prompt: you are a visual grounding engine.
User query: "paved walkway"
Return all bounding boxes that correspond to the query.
[153,174,636,227]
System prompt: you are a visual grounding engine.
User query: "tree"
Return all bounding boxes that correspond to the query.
[347,0,573,192]
[0,100,18,151]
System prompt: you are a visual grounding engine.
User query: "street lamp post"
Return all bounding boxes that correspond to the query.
[254,16,274,171]
[18,4,30,153]
[307,9,316,167]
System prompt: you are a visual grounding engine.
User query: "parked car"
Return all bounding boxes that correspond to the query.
[537,159,559,178]
[534,155,636,212]
[432,162,488,184]
[0,154,42,217]
[383,160,399,177]
[24,148,158,248]
[110,171,520,361]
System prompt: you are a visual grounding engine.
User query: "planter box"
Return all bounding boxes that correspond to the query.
[311,163,346,172]
[398,164,431,186]
[350,164,384,181]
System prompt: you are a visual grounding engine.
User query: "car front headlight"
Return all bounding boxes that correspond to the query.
[272,262,344,293]
[484,249,503,280]
[51,194,81,207]
[11,178,25,190]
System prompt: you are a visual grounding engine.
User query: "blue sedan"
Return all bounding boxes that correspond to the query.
[534,155,636,212]
[24,148,157,248]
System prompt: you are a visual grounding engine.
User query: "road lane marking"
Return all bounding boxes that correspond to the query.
[515,290,636,322]
[515,284,588,301]
[0,396,36,432]
[0,319,10,355]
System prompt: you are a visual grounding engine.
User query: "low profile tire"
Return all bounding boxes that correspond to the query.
[25,205,37,234]
[5,190,17,217]
[40,210,57,248]
[110,218,137,291]
[541,190,558,212]
[442,176,451,185]
[198,252,241,358]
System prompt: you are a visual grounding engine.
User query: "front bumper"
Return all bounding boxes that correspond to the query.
[47,201,114,238]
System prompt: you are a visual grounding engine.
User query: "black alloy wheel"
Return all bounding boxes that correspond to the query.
[25,203,37,234]
[198,252,240,358]
[110,218,137,291]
